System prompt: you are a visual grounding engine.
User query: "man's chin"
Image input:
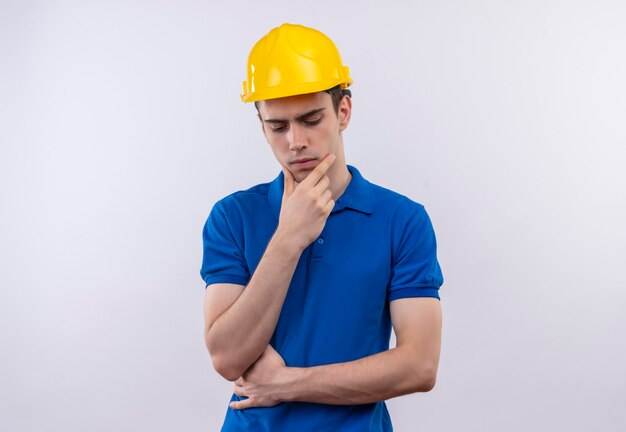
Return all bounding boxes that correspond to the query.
[296,168,317,183]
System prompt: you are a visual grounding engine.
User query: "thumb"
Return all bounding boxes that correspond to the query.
[282,166,295,198]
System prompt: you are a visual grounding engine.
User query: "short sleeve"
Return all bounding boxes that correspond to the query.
[388,201,444,301]
[200,200,250,288]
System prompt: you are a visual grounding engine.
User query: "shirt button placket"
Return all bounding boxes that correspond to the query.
[311,237,324,261]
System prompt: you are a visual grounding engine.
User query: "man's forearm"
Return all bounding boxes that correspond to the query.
[280,346,438,405]
[229,298,442,411]
[207,229,302,380]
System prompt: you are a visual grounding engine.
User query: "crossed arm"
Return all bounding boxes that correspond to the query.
[204,280,442,409]
[231,296,441,409]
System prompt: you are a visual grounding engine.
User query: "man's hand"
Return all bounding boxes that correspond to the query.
[277,154,336,250]
[230,345,288,410]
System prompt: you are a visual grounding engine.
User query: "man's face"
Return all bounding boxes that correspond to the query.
[257,91,350,183]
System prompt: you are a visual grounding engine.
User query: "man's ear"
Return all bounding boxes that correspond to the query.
[338,95,352,132]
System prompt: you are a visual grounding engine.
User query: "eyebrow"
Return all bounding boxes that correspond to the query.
[263,107,326,124]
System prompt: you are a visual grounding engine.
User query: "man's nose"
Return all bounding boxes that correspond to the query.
[288,125,307,151]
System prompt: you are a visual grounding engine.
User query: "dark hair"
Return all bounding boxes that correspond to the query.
[324,85,352,113]
[254,85,352,114]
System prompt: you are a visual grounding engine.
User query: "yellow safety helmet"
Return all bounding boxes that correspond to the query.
[241,23,352,103]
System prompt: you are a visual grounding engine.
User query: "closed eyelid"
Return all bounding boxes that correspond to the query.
[301,116,322,124]
[270,117,320,132]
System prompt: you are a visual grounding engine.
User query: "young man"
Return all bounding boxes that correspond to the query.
[200,23,444,431]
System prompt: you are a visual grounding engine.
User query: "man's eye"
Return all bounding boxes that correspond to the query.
[304,118,321,126]
[271,125,287,133]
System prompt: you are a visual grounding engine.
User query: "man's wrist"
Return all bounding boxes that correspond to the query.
[279,366,307,403]
[272,227,306,255]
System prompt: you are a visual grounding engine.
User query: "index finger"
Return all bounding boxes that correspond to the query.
[301,154,336,187]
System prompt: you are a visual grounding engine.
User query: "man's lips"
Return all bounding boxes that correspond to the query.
[290,158,318,169]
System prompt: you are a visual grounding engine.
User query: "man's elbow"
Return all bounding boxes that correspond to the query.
[419,369,437,392]
[410,363,438,393]
[205,333,247,381]
[211,353,246,382]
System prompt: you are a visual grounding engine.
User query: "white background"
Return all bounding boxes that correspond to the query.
[2,1,625,431]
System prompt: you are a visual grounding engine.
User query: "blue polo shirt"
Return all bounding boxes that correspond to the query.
[200,165,443,432]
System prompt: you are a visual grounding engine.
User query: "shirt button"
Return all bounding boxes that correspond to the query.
[317,238,324,244]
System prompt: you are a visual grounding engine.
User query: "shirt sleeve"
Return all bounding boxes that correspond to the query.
[200,199,251,288]
[388,200,444,301]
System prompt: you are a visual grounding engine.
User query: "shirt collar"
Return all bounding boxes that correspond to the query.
[268,165,374,219]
